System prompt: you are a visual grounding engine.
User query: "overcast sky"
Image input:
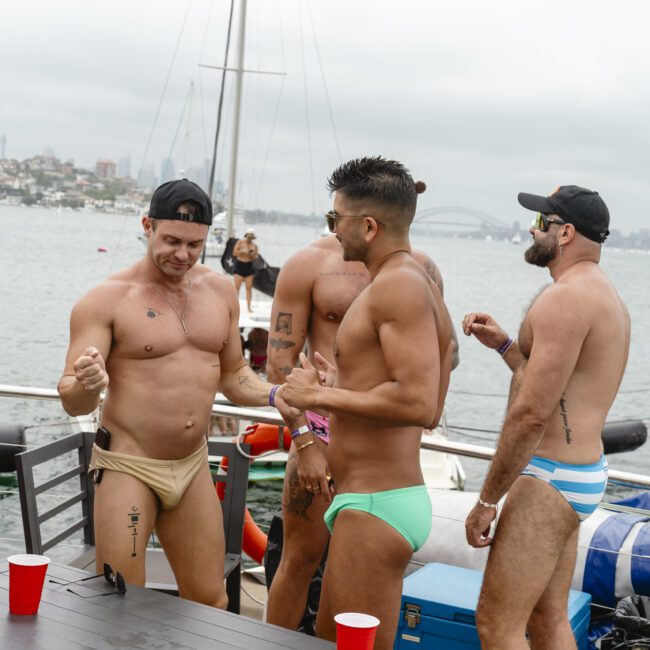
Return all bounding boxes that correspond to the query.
[2,0,649,232]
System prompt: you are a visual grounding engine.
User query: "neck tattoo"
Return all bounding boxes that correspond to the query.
[144,263,193,336]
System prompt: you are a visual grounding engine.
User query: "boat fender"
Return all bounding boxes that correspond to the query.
[216,422,291,564]
[602,420,647,455]
[412,490,650,608]
[0,424,26,473]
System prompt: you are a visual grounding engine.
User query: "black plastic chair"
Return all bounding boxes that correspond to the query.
[15,432,251,613]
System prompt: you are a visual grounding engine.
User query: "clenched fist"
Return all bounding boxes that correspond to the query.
[73,347,109,394]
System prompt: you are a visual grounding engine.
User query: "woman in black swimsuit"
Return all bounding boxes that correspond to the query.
[233,228,259,312]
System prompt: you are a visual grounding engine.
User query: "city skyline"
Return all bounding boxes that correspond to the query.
[2,1,650,232]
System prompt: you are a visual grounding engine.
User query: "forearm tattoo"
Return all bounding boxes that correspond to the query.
[269,337,296,349]
[559,393,572,444]
[275,312,293,334]
[238,375,255,388]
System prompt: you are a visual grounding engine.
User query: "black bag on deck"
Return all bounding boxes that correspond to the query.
[599,596,650,649]
[221,236,279,298]
[263,513,328,636]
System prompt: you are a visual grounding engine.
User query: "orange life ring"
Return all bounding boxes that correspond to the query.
[216,422,291,564]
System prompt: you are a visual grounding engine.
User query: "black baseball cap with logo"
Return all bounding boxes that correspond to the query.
[518,185,609,243]
[148,179,213,225]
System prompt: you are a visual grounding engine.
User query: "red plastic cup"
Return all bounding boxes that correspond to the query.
[335,612,380,650]
[8,554,51,615]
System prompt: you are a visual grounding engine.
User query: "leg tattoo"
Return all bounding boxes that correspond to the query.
[128,506,141,558]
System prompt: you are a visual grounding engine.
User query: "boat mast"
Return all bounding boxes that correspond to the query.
[226,0,247,239]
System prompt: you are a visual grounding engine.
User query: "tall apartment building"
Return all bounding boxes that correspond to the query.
[95,159,116,179]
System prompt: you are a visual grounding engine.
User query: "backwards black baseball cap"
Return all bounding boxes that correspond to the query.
[148,179,213,225]
[518,185,609,243]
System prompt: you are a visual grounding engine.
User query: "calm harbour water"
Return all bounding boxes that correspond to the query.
[1,205,648,558]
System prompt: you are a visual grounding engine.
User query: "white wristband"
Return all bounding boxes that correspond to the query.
[291,425,310,439]
[478,498,498,509]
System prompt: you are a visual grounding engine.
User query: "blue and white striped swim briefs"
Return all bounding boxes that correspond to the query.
[521,455,608,522]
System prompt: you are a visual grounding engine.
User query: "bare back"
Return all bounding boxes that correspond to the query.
[328,254,454,493]
[514,262,630,462]
[62,261,240,459]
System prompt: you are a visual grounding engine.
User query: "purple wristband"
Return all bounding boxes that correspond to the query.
[268,384,280,407]
[496,337,514,356]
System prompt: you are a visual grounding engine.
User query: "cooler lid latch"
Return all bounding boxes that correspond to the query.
[405,603,421,629]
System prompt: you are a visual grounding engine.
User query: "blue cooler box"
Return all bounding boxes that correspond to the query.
[394,563,591,649]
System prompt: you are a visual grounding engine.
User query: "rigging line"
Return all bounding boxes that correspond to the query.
[164,82,192,173]
[297,1,317,216]
[448,387,650,398]
[197,0,215,163]
[240,578,266,606]
[306,0,342,163]
[207,0,236,201]
[447,424,500,435]
[608,479,650,491]
[245,2,262,211]
[448,389,507,398]
[253,1,287,210]
[136,0,192,181]
[253,76,286,210]
[109,0,192,275]
[23,420,78,431]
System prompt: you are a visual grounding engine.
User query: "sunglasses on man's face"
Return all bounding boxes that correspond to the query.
[324,210,385,233]
[49,562,126,598]
[532,212,566,232]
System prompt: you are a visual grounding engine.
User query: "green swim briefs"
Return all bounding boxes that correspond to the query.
[323,484,432,551]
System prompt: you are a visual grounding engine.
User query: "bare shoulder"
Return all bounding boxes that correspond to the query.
[289,235,340,263]
[412,248,444,293]
[72,264,137,318]
[195,263,237,296]
[275,237,335,283]
[369,262,434,317]
[528,281,591,331]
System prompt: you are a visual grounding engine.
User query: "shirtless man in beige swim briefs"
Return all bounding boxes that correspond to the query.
[58,179,286,609]
[463,186,630,649]
[280,156,455,649]
[266,233,458,632]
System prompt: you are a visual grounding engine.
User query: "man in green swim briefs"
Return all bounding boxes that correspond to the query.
[281,156,455,650]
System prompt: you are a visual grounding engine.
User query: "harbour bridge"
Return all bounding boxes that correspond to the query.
[413,206,517,236]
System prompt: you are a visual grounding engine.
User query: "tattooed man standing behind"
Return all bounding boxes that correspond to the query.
[265,225,458,632]
[463,186,630,649]
[58,180,287,609]
[276,156,456,649]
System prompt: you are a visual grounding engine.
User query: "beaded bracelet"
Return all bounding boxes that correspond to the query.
[291,425,310,439]
[268,385,280,407]
[496,337,514,357]
[478,497,498,510]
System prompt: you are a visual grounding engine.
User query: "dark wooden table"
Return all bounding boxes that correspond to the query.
[0,562,335,649]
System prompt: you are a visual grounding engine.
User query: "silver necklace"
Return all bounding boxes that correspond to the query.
[144,265,193,335]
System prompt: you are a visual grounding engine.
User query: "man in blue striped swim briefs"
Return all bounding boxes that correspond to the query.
[280,157,456,650]
[463,185,630,649]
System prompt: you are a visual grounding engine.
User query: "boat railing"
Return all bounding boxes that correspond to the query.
[2,383,650,489]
